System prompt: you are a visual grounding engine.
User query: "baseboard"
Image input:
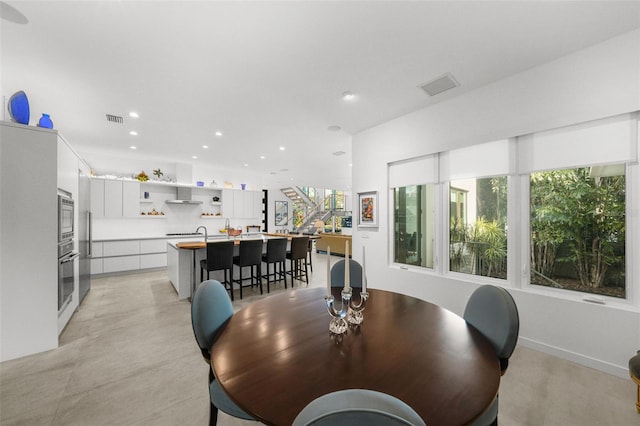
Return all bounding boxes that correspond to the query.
[518,337,629,379]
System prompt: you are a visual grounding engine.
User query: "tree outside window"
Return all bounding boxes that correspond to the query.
[530,165,625,298]
[449,177,508,279]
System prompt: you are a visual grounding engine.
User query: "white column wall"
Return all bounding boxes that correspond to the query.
[352,29,640,378]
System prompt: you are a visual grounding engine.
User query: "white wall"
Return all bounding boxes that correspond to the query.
[351,30,640,378]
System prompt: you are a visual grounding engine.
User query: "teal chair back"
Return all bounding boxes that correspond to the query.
[330,259,363,288]
[293,389,425,426]
[463,285,519,374]
[191,280,234,361]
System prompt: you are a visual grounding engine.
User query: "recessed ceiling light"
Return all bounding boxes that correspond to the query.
[279,146,285,151]
[129,130,138,136]
[192,156,198,159]
[280,168,289,172]
[215,131,223,137]
[260,156,265,160]
[270,172,277,175]
[129,112,139,118]
[328,125,341,132]
[349,163,353,167]
[342,91,355,101]
[129,146,137,150]
[202,145,208,149]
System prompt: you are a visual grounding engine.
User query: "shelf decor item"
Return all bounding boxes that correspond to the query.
[37,113,53,129]
[8,90,30,125]
[136,171,149,182]
[348,246,369,325]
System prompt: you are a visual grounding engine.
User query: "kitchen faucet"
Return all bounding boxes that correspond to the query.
[225,218,230,230]
[195,225,208,242]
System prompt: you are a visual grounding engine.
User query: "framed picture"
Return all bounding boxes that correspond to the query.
[274,200,288,226]
[357,191,378,227]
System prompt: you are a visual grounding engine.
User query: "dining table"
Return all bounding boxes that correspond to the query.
[210,287,501,425]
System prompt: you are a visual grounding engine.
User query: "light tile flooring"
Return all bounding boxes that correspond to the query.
[0,251,637,425]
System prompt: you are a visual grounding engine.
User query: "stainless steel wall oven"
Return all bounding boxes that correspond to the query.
[58,189,77,315]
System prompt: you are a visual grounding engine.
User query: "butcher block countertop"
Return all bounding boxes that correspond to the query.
[175,233,319,250]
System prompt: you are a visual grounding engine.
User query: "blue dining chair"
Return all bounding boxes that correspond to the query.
[464,285,520,426]
[292,389,426,426]
[191,280,255,426]
[330,259,363,288]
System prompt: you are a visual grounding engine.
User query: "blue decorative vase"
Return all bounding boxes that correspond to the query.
[38,113,53,129]
[8,91,30,125]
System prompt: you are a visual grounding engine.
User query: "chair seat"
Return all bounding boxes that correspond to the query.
[210,379,254,420]
[292,389,425,426]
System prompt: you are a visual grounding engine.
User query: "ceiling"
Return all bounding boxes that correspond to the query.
[2,1,639,190]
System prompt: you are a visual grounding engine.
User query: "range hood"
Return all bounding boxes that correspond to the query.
[165,187,203,204]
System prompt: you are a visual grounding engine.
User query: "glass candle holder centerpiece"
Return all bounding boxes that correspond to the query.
[325,288,352,335]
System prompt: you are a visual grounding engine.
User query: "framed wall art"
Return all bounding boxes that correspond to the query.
[274,200,289,226]
[357,191,378,227]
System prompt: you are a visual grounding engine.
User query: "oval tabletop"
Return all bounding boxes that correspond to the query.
[210,287,500,425]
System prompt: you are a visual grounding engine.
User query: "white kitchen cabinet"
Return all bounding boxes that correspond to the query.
[93,178,140,217]
[1,122,59,362]
[91,179,105,218]
[140,239,167,253]
[122,181,140,217]
[104,180,123,217]
[92,242,103,257]
[91,258,104,274]
[222,189,235,217]
[140,253,167,269]
[103,240,140,256]
[103,256,140,273]
[92,238,169,275]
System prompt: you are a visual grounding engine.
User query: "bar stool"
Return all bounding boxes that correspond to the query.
[233,239,263,299]
[262,238,288,292]
[286,236,309,286]
[200,240,235,300]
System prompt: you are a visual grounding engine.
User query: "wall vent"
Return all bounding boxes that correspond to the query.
[419,73,459,96]
[106,114,124,124]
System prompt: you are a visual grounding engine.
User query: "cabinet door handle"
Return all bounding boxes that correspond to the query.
[88,211,93,257]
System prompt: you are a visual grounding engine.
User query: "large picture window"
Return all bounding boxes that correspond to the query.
[449,177,508,279]
[530,165,626,298]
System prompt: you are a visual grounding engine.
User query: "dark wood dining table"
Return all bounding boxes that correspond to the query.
[210,287,500,426]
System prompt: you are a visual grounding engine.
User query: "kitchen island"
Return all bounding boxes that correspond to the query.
[167,233,319,300]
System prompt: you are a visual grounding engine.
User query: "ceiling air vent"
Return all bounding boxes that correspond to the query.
[333,150,346,156]
[106,114,124,124]
[419,73,459,96]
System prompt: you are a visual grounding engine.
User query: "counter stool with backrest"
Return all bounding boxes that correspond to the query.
[262,237,288,292]
[233,239,263,299]
[330,259,363,288]
[286,236,309,286]
[630,350,640,413]
[292,389,426,426]
[191,280,255,426]
[200,240,235,300]
[464,285,520,426]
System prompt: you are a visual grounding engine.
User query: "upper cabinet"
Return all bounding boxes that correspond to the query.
[91,179,140,218]
[222,189,262,219]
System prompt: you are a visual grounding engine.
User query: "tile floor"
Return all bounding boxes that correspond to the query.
[0,251,637,425]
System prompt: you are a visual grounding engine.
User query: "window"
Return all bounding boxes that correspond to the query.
[449,177,508,279]
[393,184,435,268]
[529,165,626,298]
